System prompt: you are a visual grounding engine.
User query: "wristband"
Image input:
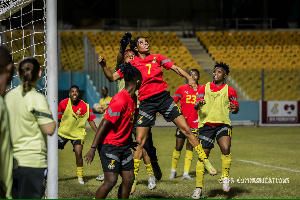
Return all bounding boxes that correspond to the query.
[91,146,96,150]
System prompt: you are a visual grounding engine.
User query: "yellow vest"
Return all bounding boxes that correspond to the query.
[198,82,231,128]
[58,99,89,140]
[99,96,113,120]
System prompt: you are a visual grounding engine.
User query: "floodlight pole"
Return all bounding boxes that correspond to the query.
[46,0,58,199]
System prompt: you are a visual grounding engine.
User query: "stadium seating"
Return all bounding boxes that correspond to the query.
[197,30,300,100]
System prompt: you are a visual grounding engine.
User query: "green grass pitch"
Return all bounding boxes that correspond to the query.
[58,126,300,199]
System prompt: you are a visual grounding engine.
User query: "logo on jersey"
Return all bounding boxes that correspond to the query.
[137,116,143,124]
[152,57,157,63]
[185,91,188,94]
[76,108,82,115]
[108,160,115,169]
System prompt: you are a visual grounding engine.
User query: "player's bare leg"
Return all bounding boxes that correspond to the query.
[95,172,118,199]
[217,136,231,192]
[74,145,84,184]
[117,171,134,199]
[172,115,217,175]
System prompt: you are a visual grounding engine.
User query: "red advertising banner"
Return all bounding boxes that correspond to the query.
[260,101,300,126]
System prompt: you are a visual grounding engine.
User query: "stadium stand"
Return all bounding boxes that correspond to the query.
[197,30,300,101]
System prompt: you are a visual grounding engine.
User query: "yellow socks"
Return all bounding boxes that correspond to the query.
[77,167,83,178]
[145,163,154,176]
[171,149,181,170]
[196,160,205,188]
[194,144,208,162]
[184,150,193,173]
[221,153,231,178]
[134,159,141,178]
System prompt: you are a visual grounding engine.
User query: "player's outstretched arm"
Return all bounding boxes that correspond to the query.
[170,65,197,90]
[98,56,121,82]
[84,119,111,165]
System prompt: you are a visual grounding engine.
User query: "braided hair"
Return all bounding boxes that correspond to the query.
[18,57,40,96]
[119,62,142,82]
[214,62,230,75]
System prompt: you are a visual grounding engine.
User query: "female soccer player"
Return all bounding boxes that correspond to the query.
[169,69,201,180]
[98,35,217,183]
[192,62,239,199]
[5,57,56,199]
[84,62,142,199]
[99,49,158,192]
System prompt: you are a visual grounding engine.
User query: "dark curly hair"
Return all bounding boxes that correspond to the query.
[214,62,230,75]
[119,62,142,82]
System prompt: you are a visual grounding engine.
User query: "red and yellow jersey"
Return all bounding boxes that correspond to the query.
[196,82,239,127]
[117,54,174,101]
[58,98,96,121]
[101,89,138,146]
[173,84,201,128]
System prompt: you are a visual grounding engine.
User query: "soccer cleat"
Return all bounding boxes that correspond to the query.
[169,170,177,179]
[148,175,156,190]
[219,177,230,192]
[78,178,84,184]
[203,160,217,176]
[182,174,194,180]
[151,160,162,180]
[130,179,138,194]
[192,188,202,199]
[96,174,105,181]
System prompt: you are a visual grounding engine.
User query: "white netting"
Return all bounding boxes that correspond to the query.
[0,0,47,94]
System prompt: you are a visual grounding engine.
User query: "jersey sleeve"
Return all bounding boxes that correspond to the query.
[158,54,174,70]
[88,107,96,121]
[104,98,123,124]
[116,69,124,78]
[196,85,206,102]
[35,94,54,125]
[58,100,66,120]
[228,87,239,107]
[173,86,182,103]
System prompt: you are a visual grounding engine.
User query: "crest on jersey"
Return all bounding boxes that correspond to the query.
[152,57,157,63]
[76,108,82,115]
[137,116,143,124]
[108,160,115,169]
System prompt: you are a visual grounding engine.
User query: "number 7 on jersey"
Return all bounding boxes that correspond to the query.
[146,64,151,74]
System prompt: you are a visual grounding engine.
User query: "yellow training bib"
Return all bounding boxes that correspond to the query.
[58,99,89,140]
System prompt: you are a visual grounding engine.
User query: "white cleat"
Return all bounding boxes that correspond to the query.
[192,188,202,199]
[78,178,84,184]
[96,174,105,181]
[219,177,230,192]
[182,174,194,180]
[169,170,177,179]
[148,175,156,190]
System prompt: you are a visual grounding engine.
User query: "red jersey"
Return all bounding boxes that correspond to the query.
[101,89,137,146]
[117,54,174,101]
[58,98,96,121]
[196,82,239,127]
[173,84,201,128]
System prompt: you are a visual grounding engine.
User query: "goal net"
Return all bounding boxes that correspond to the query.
[0,0,47,94]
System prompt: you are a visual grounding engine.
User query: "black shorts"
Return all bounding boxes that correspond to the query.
[175,128,199,139]
[12,167,47,199]
[58,134,84,149]
[137,91,182,127]
[98,144,134,173]
[198,124,232,149]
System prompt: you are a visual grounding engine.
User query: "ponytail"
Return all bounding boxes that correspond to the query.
[119,62,142,82]
[18,57,40,96]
